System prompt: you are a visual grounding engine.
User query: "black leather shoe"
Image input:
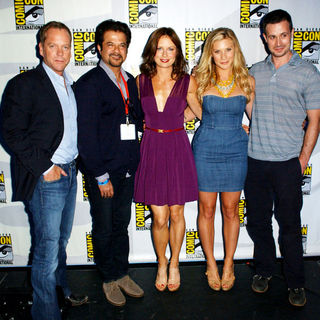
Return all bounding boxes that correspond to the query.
[251,275,272,293]
[65,294,88,307]
[288,288,306,307]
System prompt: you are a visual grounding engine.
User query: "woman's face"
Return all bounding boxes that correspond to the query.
[211,38,235,72]
[154,35,177,69]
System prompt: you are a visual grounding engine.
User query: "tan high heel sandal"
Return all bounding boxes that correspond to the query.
[168,265,180,292]
[205,270,221,291]
[221,266,235,291]
[155,259,168,292]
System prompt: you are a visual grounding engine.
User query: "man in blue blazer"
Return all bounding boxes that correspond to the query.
[1,21,87,319]
[75,20,144,307]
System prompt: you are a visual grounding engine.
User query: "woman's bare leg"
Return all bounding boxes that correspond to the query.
[168,204,185,291]
[151,204,170,291]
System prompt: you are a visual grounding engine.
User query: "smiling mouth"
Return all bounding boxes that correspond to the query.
[160,59,169,63]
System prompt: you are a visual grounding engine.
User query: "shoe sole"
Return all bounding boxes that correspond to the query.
[105,295,126,307]
[289,298,306,307]
[155,283,167,292]
[252,284,268,293]
[117,285,144,298]
[222,283,235,291]
[208,285,221,291]
[167,284,180,292]
[69,296,89,306]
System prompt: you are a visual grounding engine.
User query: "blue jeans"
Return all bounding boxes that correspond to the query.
[28,161,77,320]
[84,174,134,283]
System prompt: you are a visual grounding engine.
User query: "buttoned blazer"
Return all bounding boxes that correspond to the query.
[1,64,64,201]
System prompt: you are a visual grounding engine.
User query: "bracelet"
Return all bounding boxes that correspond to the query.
[98,178,109,186]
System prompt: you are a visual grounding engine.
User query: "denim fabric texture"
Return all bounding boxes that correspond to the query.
[28,161,77,320]
[193,95,248,192]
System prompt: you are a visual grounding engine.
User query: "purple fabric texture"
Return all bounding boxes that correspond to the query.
[134,73,198,206]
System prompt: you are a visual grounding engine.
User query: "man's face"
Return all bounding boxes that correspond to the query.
[263,20,293,59]
[97,30,128,69]
[39,28,71,76]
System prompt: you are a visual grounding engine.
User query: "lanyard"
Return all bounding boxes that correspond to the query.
[116,72,130,117]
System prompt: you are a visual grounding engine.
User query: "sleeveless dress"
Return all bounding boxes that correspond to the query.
[192,95,248,192]
[134,74,198,206]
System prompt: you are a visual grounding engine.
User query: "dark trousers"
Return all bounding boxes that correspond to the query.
[244,157,304,288]
[85,174,134,283]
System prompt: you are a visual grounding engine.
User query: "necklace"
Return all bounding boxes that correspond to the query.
[214,74,235,98]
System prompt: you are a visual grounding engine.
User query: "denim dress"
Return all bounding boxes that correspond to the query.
[192,95,248,192]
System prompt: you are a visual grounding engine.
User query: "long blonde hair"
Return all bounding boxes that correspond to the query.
[195,28,252,103]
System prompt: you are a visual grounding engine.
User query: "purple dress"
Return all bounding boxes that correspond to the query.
[134,73,198,206]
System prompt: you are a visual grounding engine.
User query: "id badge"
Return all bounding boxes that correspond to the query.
[120,123,136,140]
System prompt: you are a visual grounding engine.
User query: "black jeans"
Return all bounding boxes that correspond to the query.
[244,157,304,288]
[85,174,134,283]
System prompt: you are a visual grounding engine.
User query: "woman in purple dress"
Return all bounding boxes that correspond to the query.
[134,28,202,292]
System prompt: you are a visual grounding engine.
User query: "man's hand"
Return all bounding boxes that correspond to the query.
[299,156,308,175]
[98,180,114,198]
[242,124,250,135]
[43,165,67,182]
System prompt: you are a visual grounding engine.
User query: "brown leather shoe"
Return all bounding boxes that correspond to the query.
[102,281,126,307]
[116,275,144,298]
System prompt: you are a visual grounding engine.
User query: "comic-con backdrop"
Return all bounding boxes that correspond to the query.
[1,0,320,266]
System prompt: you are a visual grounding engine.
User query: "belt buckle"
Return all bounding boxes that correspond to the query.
[158,129,164,133]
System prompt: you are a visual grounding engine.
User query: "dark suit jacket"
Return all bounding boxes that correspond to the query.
[1,64,64,201]
[75,65,143,178]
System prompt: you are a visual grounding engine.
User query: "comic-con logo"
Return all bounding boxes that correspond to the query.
[129,0,158,28]
[14,0,45,30]
[301,164,312,195]
[73,30,98,66]
[301,225,308,254]
[185,29,212,71]
[135,203,152,230]
[239,198,247,227]
[86,232,94,262]
[0,234,13,265]
[240,0,269,28]
[293,30,320,64]
[19,66,36,74]
[185,117,200,136]
[82,174,88,201]
[185,119,196,135]
[185,29,211,136]
[0,171,7,203]
[186,230,203,259]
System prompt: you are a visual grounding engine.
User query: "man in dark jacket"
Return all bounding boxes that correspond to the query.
[1,21,87,319]
[75,19,144,307]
